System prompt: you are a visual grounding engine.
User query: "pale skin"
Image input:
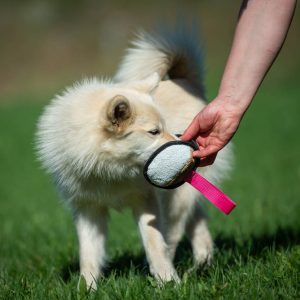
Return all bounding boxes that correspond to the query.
[181,0,297,166]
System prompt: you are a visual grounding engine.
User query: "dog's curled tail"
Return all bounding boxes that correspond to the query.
[114,25,205,95]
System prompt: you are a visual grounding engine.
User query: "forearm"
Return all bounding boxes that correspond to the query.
[182,0,296,162]
[218,0,296,114]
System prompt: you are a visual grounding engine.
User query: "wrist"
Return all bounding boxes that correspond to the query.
[216,86,254,116]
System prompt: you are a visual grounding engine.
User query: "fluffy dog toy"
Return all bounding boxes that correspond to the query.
[144,140,236,215]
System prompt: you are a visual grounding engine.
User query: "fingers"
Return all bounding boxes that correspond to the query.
[199,153,217,167]
[181,108,215,141]
[192,151,217,167]
[192,144,220,166]
[192,144,220,159]
[180,105,222,166]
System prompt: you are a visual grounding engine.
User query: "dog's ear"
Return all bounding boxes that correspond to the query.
[106,95,133,132]
[126,73,160,94]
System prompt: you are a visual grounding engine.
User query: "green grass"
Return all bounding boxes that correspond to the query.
[0,80,300,299]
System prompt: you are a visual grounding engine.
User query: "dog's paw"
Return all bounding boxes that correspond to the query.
[151,267,181,285]
[193,240,213,267]
[194,249,213,267]
[77,274,97,292]
[154,273,181,287]
[160,272,181,284]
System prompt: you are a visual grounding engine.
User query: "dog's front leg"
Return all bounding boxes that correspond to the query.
[134,199,180,283]
[75,205,108,290]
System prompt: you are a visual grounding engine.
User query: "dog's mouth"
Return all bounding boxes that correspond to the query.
[134,133,182,171]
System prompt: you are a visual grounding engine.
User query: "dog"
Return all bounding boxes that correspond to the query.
[36,28,232,289]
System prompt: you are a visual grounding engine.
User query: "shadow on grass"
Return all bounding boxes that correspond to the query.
[104,252,149,276]
[60,252,148,283]
[214,226,300,256]
[60,226,299,282]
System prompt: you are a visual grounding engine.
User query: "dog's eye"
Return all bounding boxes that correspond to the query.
[148,129,161,135]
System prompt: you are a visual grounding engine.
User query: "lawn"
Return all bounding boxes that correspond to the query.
[0,75,300,299]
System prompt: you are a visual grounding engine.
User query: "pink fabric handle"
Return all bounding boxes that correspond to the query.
[185,170,236,215]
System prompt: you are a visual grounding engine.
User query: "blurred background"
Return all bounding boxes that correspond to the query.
[0,1,299,297]
[1,0,297,102]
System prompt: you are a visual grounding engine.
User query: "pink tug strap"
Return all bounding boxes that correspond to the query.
[185,170,236,215]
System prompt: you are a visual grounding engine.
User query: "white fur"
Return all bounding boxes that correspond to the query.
[36,28,232,289]
[114,29,205,94]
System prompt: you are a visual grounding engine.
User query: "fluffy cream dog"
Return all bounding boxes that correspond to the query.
[36,29,232,288]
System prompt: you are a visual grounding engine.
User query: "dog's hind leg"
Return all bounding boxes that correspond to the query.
[185,201,213,266]
[74,204,108,290]
[158,185,195,262]
[133,196,179,283]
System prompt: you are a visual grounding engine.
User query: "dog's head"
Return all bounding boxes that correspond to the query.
[37,73,176,186]
[102,73,175,167]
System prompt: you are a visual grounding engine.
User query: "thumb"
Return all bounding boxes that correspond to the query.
[181,109,214,141]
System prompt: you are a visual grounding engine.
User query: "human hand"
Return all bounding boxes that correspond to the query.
[181,97,244,166]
